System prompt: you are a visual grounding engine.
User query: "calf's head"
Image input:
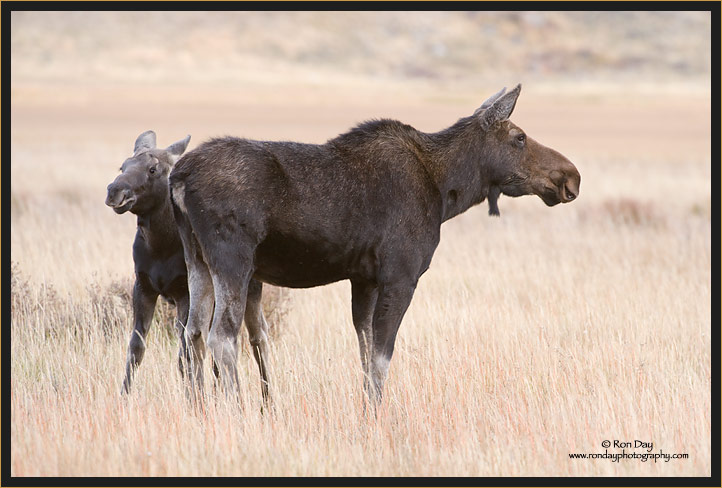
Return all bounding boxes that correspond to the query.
[477,85,580,211]
[106,131,190,215]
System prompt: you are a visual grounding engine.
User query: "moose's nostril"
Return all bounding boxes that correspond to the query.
[105,185,131,207]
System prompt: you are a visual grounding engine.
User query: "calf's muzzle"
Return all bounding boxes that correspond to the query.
[105,181,135,213]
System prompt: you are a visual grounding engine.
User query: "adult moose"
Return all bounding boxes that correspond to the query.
[105,131,195,393]
[169,85,580,410]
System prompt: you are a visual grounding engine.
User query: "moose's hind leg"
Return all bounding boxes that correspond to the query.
[174,294,190,378]
[183,250,215,402]
[204,240,255,399]
[244,278,272,408]
[173,211,215,403]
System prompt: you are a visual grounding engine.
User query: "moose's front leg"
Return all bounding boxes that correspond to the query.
[121,277,158,394]
[367,279,417,409]
[351,279,379,411]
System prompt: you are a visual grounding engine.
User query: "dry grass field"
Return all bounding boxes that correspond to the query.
[9,11,711,478]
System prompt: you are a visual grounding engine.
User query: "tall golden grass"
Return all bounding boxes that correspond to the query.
[10,144,710,476]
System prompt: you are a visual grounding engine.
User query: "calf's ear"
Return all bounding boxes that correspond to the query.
[134,130,157,154]
[165,135,191,163]
[479,84,522,130]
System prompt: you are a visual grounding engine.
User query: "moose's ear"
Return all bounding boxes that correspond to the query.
[474,86,507,115]
[165,135,191,163]
[133,130,157,154]
[479,84,522,130]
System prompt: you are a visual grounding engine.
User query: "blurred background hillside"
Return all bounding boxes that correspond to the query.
[11,10,711,90]
[10,9,712,288]
[10,9,713,295]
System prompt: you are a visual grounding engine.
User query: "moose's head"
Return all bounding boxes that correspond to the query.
[106,131,190,215]
[476,85,580,214]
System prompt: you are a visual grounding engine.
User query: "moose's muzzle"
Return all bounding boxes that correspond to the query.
[105,183,136,214]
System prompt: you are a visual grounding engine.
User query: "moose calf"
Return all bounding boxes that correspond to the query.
[106,131,192,393]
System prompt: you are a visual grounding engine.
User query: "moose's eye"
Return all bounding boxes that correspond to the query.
[516,133,526,145]
[149,166,157,174]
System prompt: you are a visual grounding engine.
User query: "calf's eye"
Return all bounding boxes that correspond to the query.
[149,166,157,174]
[516,134,526,144]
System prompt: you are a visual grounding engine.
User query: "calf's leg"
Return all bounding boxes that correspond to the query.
[121,279,158,394]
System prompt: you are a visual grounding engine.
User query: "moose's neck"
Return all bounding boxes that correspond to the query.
[425,117,492,222]
[136,192,179,252]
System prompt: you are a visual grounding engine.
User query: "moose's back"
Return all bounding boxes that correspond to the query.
[171,125,442,288]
